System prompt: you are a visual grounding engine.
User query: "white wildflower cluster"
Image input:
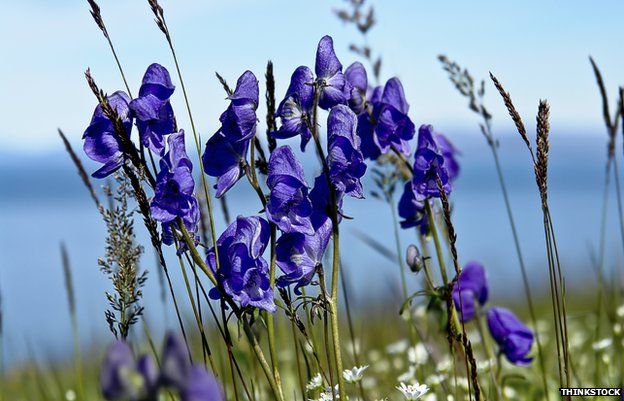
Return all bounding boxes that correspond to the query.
[343,365,369,383]
[396,382,429,400]
[306,373,323,392]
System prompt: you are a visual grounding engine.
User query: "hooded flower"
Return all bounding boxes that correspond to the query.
[435,132,460,182]
[180,366,224,401]
[397,182,428,232]
[276,215,332,292]
[129,63,176,154]
[207,216,276,312]
[344,62,368,115]
[83,91,133,178]
[203,71,259,197]
[100,341,157,401]
[273,66,315,151]
[356,77,415,160]
[161,333,223,401]
[315,35,349,110]
[451,261,488,322]
[266,146,314,234]
[327,105,367,198]
[411,124,452,200]
[150,131,199,247]
[272,35,347,150]
[487,307,534,365]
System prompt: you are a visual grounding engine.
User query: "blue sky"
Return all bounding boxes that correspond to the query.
[1,0,623,153]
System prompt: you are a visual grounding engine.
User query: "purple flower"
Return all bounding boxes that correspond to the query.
[83,91,132,178]
[207,216,276,312]
[276,216,332,292]
[327,105,367,198]
[150,131,200,247]
[356,78,415,160]
[266,146,314,234]
[161,333,191,388]
[129,63,176,155]
[411,124,452,200]
[344,62,368,115]
[451,261,488,322]
[203,71,259,197]
[435,132,460,182]
[202,132,249,198]
[138,63,175,100]
[273,66,314,151]
[487,307,534,365]
[180,366,224,401]
[309,174,343,225]
[397,182,428,232]
[101,341,156,400]
[315,35,349,110]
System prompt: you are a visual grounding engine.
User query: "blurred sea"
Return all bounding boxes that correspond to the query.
[1,130,622,366]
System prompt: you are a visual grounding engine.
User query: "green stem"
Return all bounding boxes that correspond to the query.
[309,84,346,398]
[475,304,501,400]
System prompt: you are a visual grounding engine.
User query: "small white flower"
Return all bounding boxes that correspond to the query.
[343,365,368,383]
[423,394,437,401]
[317,385,340,401]
[617,304,624,318]
[65,390,76,401]
[436,356,452,372]
[477,358,494,372]
[387,339,410,354]
[397,365,416,382]
[396,382,429,400]
[306,373,323,391]
[427,374,447,386]
[592,338,613,351]
[615,323,622,335]
[503,386,517,398]
[408,343,428,365]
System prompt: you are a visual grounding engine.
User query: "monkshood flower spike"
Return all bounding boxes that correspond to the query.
[207,216,276,312]
[129,63,176,155]
[150,131,200,248]
[487,307,535,365]
[266,146,314,234]
[452,261,488,322]
[273,35,348,150]
[327,105,367,198]
[83,90,133,178]
[203,71,259,197]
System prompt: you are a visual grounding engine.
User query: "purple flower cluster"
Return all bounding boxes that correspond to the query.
[272,36,349,151]
[450,262,534,365]
[101,333,222,401]
[207,216,276,312]
[151,131,200,247]
[488,307,535,365]
[268,36,369,293]
[203,71,259,197]
[129,63,176,155]
[397,125,459,232]
[452,261,488,322]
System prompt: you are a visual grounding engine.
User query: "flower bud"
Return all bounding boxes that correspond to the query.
[406,244,423,273]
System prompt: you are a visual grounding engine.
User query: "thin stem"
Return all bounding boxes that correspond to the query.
[308,83,346,398]
[489,144,549,399]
